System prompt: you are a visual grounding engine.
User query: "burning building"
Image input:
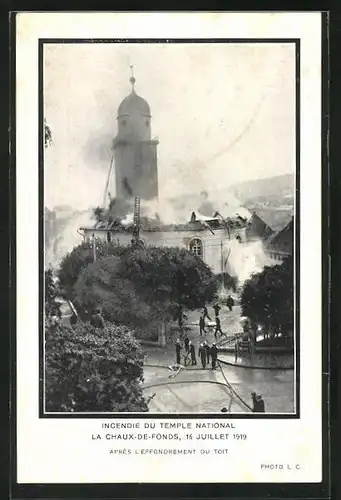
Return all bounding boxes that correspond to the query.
[79,208,276,282]
[78,71,278,284]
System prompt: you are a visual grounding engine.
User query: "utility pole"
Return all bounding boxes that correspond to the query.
[220,240,224,288]
[92,233,97,262]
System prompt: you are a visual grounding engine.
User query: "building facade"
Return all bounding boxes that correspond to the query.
[266,216,293,261]
[79,215,250,277]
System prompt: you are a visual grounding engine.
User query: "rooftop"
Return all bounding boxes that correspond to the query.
[80,212,249,234]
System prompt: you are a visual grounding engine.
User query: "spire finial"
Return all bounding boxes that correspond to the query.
[129,64,136,91]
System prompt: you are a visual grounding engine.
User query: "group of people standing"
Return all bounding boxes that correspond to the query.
[175,337,219,370]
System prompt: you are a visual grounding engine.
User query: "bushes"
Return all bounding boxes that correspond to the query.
[45,321,148,412]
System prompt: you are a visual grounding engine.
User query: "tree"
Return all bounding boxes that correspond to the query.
[45,268,61,320]
[240,256,293,336]
[45,321,148,412]
[73,246,217,337]
[57,240,125,301]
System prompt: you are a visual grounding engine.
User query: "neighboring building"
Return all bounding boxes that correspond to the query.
[245,212,274,242]
[266,216,293,261]
[113,73,159,200]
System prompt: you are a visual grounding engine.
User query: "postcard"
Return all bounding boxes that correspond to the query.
[14,11,325,484]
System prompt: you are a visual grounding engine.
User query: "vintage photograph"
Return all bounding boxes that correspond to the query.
[43,41,297,415]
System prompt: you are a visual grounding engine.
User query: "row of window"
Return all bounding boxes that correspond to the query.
[268,252,283,261]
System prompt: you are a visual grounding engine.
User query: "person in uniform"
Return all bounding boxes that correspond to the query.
[198,343,207,369]
[199,315,206,336]
[214,316,224,339]
[189,341,197,366]
[90,308,105,329]
[204,340,210,364]
[210,342,218,370]
[213,303,221,317]
[175,339,182,365]
[251,392,265,412]
[202,305,211,321]
[184,334,190,353]
[226,295,235,312]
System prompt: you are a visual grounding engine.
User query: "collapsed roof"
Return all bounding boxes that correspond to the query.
[80,210,250,233]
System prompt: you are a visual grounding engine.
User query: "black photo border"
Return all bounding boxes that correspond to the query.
[9,11,330,500]
[38,37,300,420]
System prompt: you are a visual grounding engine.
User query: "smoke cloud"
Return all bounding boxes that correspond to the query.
[223,239,273,285]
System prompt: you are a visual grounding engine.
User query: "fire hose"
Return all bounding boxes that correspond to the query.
[142,379,237,411]
[217,361,252,412]
[217,358,294,371]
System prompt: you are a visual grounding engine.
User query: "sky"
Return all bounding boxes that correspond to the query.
[44,42,295,210]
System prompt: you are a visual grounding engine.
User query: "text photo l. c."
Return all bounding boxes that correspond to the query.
[43,41,296,415]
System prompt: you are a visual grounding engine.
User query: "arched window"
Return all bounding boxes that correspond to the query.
[189,238,203,258]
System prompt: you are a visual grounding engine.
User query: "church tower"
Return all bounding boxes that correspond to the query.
[113,68,159,200]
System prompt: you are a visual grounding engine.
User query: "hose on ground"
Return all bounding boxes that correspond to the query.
[142,379,242,412]
[217,361,252,412]
[217,358,293,371]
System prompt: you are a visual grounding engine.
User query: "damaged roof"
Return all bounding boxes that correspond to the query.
[80,211,249,233]
[266,217,293,255]
[245,212,274,241]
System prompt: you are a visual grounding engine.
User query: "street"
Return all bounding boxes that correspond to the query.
[143,304,295,413]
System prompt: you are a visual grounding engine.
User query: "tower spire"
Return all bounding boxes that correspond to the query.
[129,64,136,91]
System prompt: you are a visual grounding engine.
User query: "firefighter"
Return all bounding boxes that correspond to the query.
[210,342,218,370]
[251,392,265,412]
[189,341,197,366]
[198,343,207,369]
[204,340,210,364]
[184,334,190,353]
[202,305,211,321]
[213,303,221,317]
[199,315,206,336]
[214,316,224,339]
[226,295,235,311]
[90,308,105,329]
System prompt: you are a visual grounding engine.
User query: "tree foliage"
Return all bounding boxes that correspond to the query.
[57,240,124,301]
[45,321,148,412]
[240,256,293,335]
[71,245,217,337]
[45,269,61,320]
